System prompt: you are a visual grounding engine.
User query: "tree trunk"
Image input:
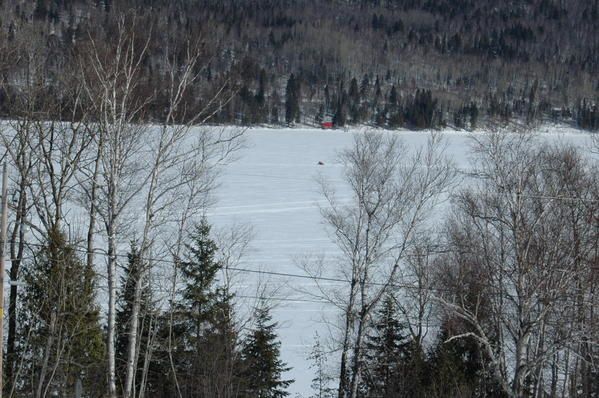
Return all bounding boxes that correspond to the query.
[7,188,26,392]
[107,227,117,398]
[349,308,367,398]
[36,311,57,398]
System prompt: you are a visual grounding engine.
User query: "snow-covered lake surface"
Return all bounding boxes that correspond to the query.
[208,125,595,397]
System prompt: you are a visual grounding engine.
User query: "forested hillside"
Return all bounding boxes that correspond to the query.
[0,0,597,129]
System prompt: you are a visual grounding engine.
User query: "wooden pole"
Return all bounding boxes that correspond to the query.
[0,162,9,398]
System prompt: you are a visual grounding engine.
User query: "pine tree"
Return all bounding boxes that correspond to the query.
[241,302,293,397]
[179,219,221,333]
[324,84,331,112]
[373,76,382,111]
[359,74,370,99]
[388,85,398,106]
[428,318,504,398]
[333,81,348,127]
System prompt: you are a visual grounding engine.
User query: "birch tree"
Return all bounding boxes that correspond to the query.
[80,15,243,397]
[437,130,599,397]
[305,131,455,398]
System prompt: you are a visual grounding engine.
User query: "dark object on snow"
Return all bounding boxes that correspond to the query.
[317,161,325,166]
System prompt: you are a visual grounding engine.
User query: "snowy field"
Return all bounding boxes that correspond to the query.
[208,125,595,397]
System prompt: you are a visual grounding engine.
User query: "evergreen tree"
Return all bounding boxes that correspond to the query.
[285,73,300,125]
[165,218,243,396]
[179,219,221,331]
[373,76,382,111]
[255,69,267,123]
[359,74,370,99]
[270,88,281,124]
[388,85,398,106]
[115,242,153,394]
[18,228,104,396]
[333,81,348,127]
[428,318,505,398]
[241,302,293,397]
[361,294,410,397]
[348,77,360,123]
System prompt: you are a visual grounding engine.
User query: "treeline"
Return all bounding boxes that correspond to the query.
[0,0,597,130]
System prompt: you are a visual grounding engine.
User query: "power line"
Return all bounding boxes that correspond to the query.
[9,239,599,302]
[9,239,463,291]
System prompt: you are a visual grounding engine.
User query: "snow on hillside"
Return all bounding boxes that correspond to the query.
[208,126,595,397]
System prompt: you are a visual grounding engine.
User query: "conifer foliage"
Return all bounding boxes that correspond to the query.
[18,228,104,396]
[241,302,293,398]
[174,218,244,396]
[361,295,411,397]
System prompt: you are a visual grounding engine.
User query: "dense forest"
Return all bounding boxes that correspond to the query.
[0,0,597,130]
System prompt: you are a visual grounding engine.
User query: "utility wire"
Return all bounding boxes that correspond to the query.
[7,240,599,301]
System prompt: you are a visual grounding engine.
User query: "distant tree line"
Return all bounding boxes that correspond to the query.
[0,0,597,130]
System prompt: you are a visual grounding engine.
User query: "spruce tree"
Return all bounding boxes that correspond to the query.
[333,81,348,127]
[168,218,243,395]
[241,302,293,397]
[19,228,104,396]
[428,319,504,398]
[361,294,410,397]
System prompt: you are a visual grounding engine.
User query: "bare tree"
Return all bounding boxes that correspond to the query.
[79,14,244,397]
[303,131,455,398]
[436,130,599,397]
[79,15,152,396]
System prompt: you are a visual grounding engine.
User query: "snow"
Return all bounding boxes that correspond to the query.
[208,125,594,397]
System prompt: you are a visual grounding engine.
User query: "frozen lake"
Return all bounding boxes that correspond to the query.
[208,125,594,397]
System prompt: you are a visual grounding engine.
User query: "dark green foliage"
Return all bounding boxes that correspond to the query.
[333,81,348,127]
[361,295,430,397]
[348,77,361,123]
[241,302,293,398]
[361,295,411,397]
[285,73,300,125]
[115,242,153,395]
[428,319,506,398]
[18,228,104,396]
[147,219,245,397]
[454,102,479,130]
[404,89,438,129]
